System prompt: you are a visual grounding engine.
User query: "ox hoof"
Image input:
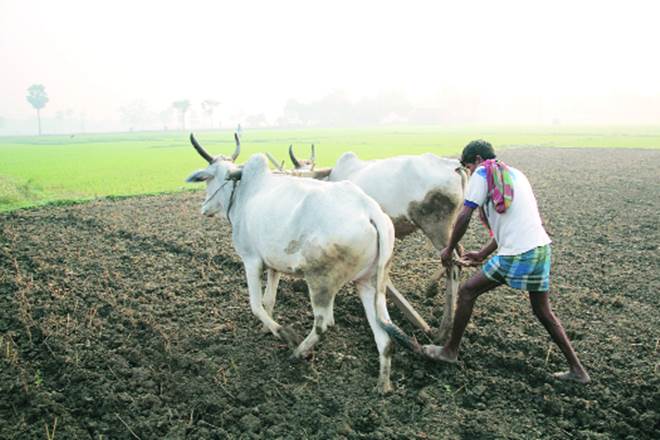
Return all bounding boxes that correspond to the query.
[278,325,302,349]
[552,370,591,384]
[376,379,393,395]
[422,344,457,364]
[290,349,314,362]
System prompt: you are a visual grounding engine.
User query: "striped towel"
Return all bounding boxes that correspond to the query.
[483,159,514,213]
[477,159,514,236]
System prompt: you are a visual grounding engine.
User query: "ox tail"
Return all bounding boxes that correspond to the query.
[369,216,424,356]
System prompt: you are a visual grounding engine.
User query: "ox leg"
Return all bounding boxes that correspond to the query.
[436,263,460,344]
[261,269,281,333]
[326,294,336,328]
[357,281,394,394]
[244,260,299,346]
[292,285,336,359]
[419,217,462,343]
[412,203,456,296]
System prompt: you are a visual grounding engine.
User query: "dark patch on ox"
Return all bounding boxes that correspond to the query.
[408,189,461,250]
[383,340,395,357]
[391,216,418,238]
[311,286,333,309]
[301,243,364,305]
[314,315,326,341]
[287,267,303,277]
[285,239,303,255]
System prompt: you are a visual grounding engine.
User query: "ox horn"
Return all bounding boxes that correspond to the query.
[288,144,301,169]
[231,133,241,161]
[190,133,214,164]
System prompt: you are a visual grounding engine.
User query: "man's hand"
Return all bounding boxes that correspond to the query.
[440,248,485,268]
[460,250,485,267]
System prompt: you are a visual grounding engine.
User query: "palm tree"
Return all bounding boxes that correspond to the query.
[172,100,191,130]
[26,84,49,135]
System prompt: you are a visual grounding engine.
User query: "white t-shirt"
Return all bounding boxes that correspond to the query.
[464,164,551,256]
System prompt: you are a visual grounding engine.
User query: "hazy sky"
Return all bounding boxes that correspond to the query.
[2,0,660,124]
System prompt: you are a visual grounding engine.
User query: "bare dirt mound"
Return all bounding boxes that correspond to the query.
[1,148,658,439]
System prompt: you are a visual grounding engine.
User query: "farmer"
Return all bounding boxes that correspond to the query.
[423,140,591,384]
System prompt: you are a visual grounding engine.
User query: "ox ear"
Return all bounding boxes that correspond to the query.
[186,169,213,183]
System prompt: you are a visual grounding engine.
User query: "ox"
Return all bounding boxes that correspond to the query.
[275,145,469,343]
[186,134,425,393]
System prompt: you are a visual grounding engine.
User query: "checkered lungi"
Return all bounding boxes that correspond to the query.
[482,244,552,292]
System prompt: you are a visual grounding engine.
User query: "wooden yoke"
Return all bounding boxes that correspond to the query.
[273,168,333,179]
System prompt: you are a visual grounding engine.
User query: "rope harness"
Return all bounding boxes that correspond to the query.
[225,179,239,226]
[203,178,240,226]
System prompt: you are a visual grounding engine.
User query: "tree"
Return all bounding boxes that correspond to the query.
[172,100,191,130]
[245,113,267,128]
[26,84,49,135]
[201,99,220,128]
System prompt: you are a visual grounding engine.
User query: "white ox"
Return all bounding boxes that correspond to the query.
[186,134,424,393]
[281,145,468,343]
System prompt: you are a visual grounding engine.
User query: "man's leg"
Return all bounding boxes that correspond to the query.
[424,271,500,362]
[529,291,591,384]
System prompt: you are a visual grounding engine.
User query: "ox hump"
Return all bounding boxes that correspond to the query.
[332,152,363,179]
[336,151,359,165]
[241,154,270,180]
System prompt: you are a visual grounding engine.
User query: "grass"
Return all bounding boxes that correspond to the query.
[1,125,659,212]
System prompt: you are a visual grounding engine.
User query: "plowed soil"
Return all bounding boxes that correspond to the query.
[1,148,658,439]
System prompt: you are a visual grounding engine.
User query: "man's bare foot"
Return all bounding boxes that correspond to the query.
[422,344,458,364]
[552,370,591,384]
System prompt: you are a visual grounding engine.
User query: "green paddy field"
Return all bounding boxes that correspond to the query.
[1,126,659,212]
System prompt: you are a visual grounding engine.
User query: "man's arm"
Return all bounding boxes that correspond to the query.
[440,205,474,266]
[447,205,474,251]
[478,237,497,259]
[463,237,498,264]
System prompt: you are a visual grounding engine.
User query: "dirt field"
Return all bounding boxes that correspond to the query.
[1,148,658,439]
